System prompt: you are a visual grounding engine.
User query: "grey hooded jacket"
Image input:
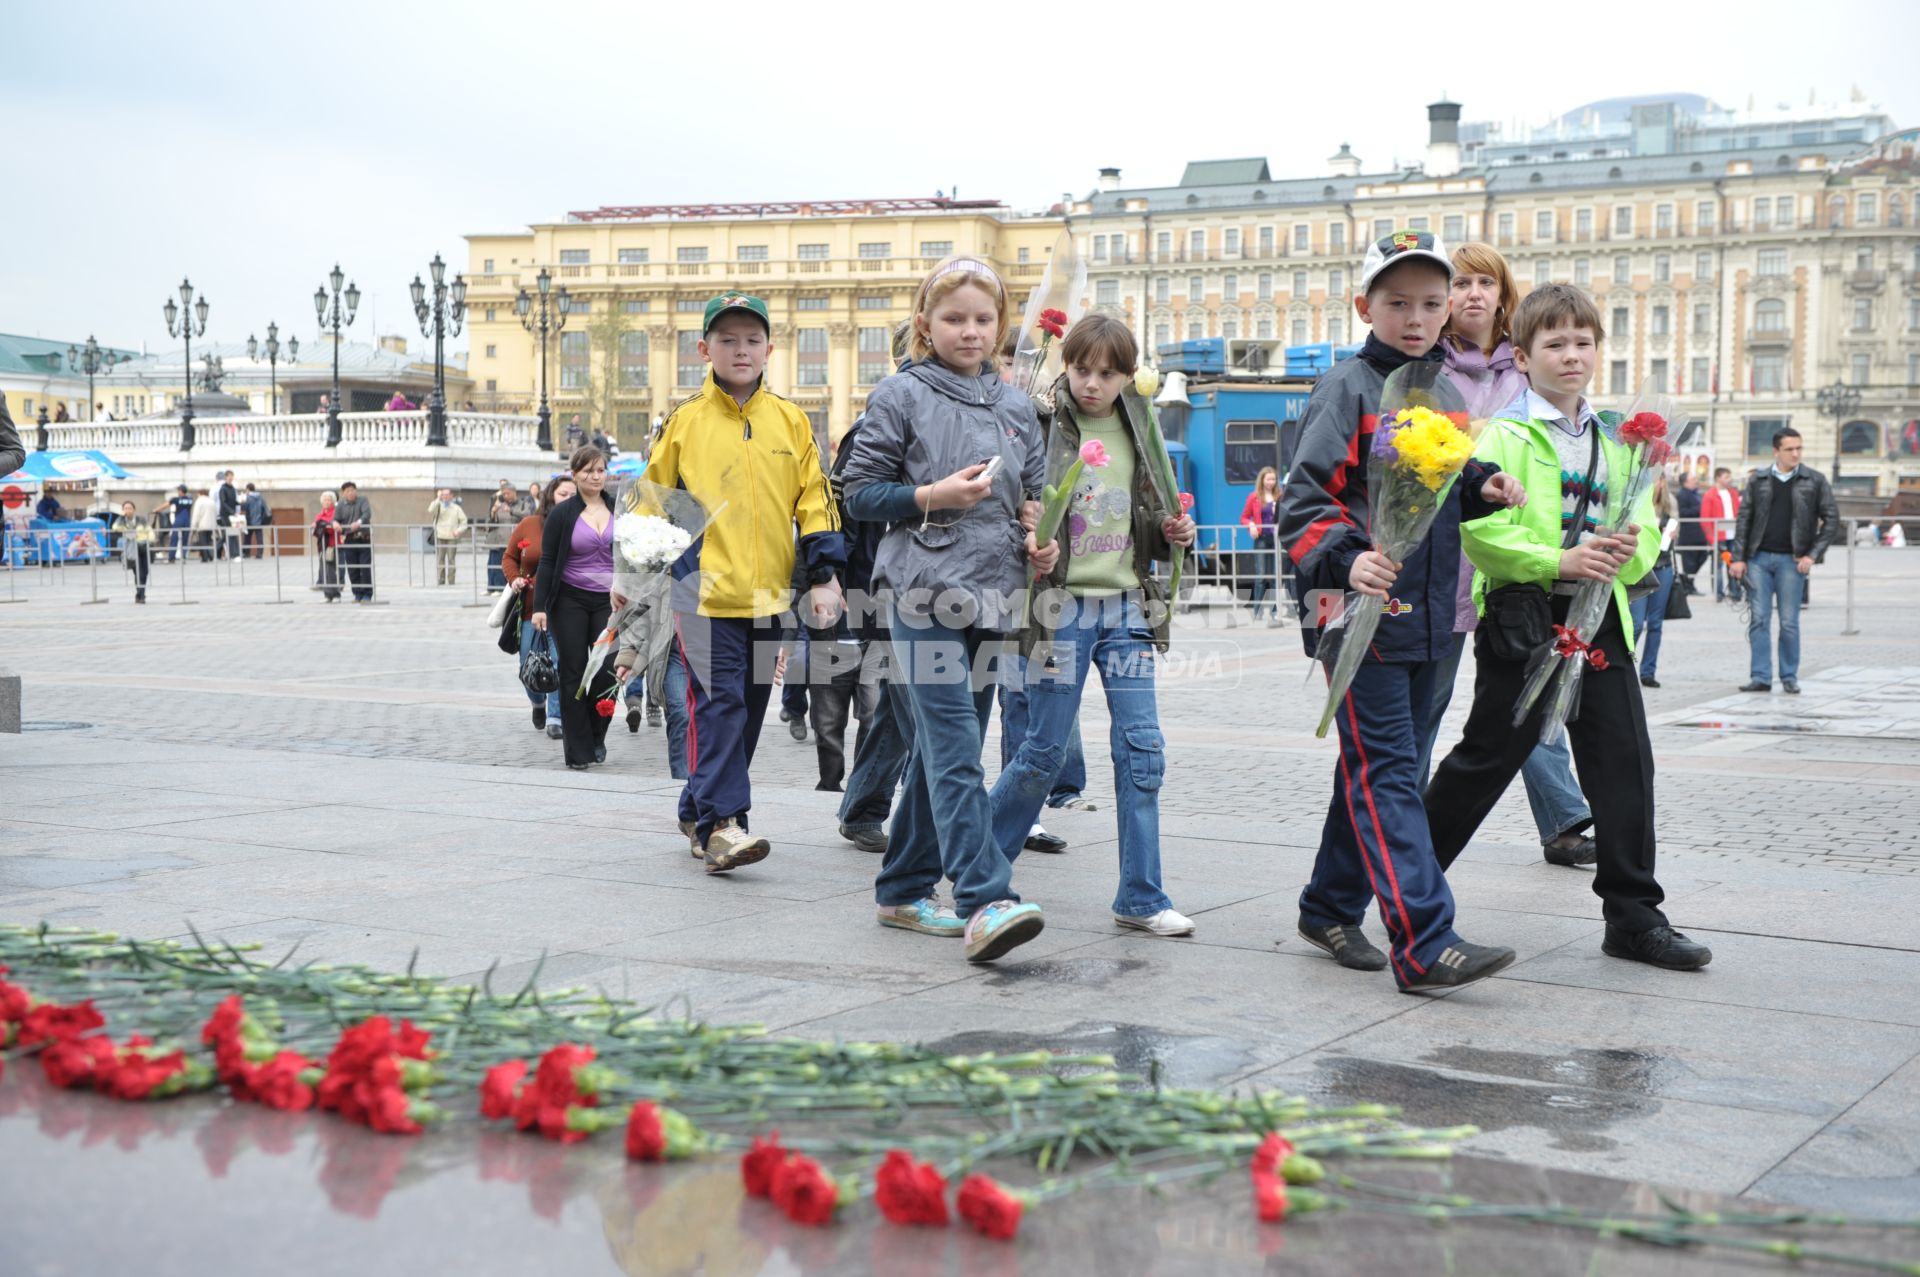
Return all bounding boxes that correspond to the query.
[838,359,1045,633]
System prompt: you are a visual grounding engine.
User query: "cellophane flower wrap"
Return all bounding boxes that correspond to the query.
[1005,228,1087,406]
[1314,364,1478,739]
[1513,387,1673,745]
[576,477,712,699]
[1131,367,1189,604]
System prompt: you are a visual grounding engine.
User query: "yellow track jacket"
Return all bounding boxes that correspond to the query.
[643,371,845,618]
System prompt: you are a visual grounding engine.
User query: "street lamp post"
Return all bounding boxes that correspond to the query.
[516,268,570,453]
[162,278,209,452]
[411,254,467,448]
[1817,379,1862,484]
[314,264,360,448]
[67,336,121,423]
[246,322,298,415]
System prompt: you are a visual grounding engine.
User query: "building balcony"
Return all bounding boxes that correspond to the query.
[1746,327,1792,349]
[1848,269,1887,290]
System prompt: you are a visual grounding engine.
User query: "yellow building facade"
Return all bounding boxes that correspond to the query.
[463,200,1064,451]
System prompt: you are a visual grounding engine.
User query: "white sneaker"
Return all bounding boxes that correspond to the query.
[1114,909,1195,938]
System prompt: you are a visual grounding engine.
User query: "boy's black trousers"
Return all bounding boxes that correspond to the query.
[1425,595,1669,934]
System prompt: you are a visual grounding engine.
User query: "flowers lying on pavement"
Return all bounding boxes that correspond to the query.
[480,1044,624,1144]
[316,1015,441,1135]
[875,1149,949,1227]
[956,1173,1026,1240]
[624,1100,706,1162]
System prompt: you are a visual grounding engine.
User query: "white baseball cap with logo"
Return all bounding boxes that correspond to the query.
[1359,229,1455,293]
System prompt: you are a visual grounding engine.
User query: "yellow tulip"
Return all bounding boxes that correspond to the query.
[1134,367,1160,398]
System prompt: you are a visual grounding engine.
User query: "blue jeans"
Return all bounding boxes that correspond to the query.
[519,621,561,720]
[840,640,910,832]
[874,609,1017,920]
[1248,542,1278,618]
[998,678,1087,806]
[989,596,1173,918]
[1746,550,1804,683]
[662,641,690,780]
[1629,563,1674,681]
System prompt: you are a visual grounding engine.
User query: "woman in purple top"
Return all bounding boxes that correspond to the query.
[1421,242,1596,869]
[532,445,619,769]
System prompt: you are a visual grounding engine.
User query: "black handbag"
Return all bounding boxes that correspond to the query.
[496,591,523,655]
[519,636,558,694]
[1481,583,1553,662]
[1664,583,1692,621]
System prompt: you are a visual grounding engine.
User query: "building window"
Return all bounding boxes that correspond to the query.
[857,295,890,309]
[1612,306,1630,336]
[1650,357,1669,390]
[1328,223,1345,252]
[1575,208,1594,239]
[1656,204,1674,235]
[485,379,496,392]
[1092,234,1108,262]
[1752,352,1786,392]
[1857,193,1878,226]
[1222,319,1238,339]
[1188,321,1204,339]
[620,331,649,387]
[1613,255,1631,284]
[559,330,589,388]
[1328,268,1345,297]
[1408,217,1430,231]
[796,327,829,385]
[1327,314,1344,344]
[1444,214,1465,242]
[1154,323,1171,348]
[485,307,497,322]
[1534,257,1551,283]
[1613,206,1633,236]
[1574,257,1591,287]
[1190,229,1206,259]
[1695,201,1716,233]
[1018,247,1031,264]
[1693,302,1712,334]
[797,243,830,260]
[1496,211,1514,244]
[1695,252,1713,280]
[560,249,589,265]
[1224,228,1241,256]
[1187,275,1203,303]
[1156,231,1172,260]
[1371,219,1391,241]
[1852,298,1873,330]
[1829,196,1847,229]
[1911,353,1919,385]
[1891,194,1907,227]
[1222,274,1239,302]
[1155,277,1170,305]
[1851,353,1872,385]
[1535,209,1554,241]
[1294,224,1310,252]
[1223,420,1279,484]
[1908,297,1920,330]
[738,245,769,261]
[1256,317,1273,338]
[1096,279,1120,305]
[625,301,648,314]
[676,331,704,387]
[676,247,708,263]
[569,298,590,315]
[1754,298,1787,332]
[1291,318,1308,344]
[857,326,890,384]
[858,242,891,259]
[1856,246,1874,271]
[1690,356,1710,392]
[1652,304,1670,336]
[918,240,952,258]
[1754,198,1773,231]
[617,248,649,264]
[1257,272,1273,301]
[1654,254,1671,283]
[1757,248,1787,276]
[484,343,497,358]
[1257,226,1274,256]
[676,298,706,312]
[1745,416,1786,454]
[796,296,830,311]
[483,258,494,273]
[1292,270,1308,298]
[1610,359,1629,393]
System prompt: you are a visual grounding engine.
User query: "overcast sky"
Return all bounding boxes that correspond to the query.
[5,0,1913,361]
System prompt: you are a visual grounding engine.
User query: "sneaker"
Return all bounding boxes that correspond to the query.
[1053,795,1100,812]
[878,897,964,936]
[532,706,547,730]
[964,900,1045,963]
[1397,941,1516,994]
[1639,675,1660,689]
[1782,680,1800,695]
[593,745,607,764]
[681,820,701,857]
[788,715,808,742]
[1740,681,1772,693]
[1542,832,1598,868]
[840,825,889,854]
[1024,825,1067,854]
[545,721,564,740]
[1115,909,1195,937]
[1296,919,1389,971]
[703,820,770,874]
[645,704,664,727]
[1602,924,1712,971]
[626,706,642,733]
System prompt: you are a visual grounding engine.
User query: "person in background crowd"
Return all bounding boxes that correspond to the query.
[486,484,520,593]
[1675,470,1706,595]
[35,491,68,522]
[164,484,194,561]
[531,447,619,770]
[1729,427,1838,695]
[216,471,240,560]
[1240,465,1283,621]
[564,415,586,451]
[505,477,572,738]
[386,391,415,411]
[119,499,153,603]
[1701,467,1742,602]
[1630,471,1680,689]
[243,483,269,558]
[53,403,70,423]
[313,490,343,602]
[190,487,216,561]
[96,403,114,422]
[335,481,374,602]
[0,397,22,480]
[427,487,469,586]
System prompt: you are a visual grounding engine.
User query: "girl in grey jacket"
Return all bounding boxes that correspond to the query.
[838,256,1058,964]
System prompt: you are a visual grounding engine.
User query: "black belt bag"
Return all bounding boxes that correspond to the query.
[1481,583,1553,662]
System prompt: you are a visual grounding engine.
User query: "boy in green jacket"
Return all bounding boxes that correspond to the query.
[1424,284,1711,973]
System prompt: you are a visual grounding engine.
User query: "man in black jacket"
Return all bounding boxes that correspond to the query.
[1675,471,1707,594]
[1729,427,1838,694]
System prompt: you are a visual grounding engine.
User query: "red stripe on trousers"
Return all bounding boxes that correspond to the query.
[1341,688,1427,977]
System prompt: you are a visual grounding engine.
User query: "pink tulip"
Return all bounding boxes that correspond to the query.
[1178,492,1195,513]
[1079,440,1110,468]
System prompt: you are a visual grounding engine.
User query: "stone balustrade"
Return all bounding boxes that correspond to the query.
[44,411,542,458]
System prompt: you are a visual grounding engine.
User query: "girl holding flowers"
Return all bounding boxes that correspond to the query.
[838,256,1060,963]
[989,314,1198,937]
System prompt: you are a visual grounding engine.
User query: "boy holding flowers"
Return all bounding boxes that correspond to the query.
[1279,230,1527,993]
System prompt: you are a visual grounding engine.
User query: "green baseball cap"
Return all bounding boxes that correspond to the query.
[702,292,771,335]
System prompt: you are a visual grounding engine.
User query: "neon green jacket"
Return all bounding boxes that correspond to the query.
[1460,412,1660,654]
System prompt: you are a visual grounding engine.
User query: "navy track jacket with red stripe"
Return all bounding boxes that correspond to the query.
[1277,344,1501,662]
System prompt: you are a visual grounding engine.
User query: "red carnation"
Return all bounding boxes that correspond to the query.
[98,1045,187,1101]
[1620,411,1668,447]
[1645,439,1674,466]
[1252,1168,1290,1221]
[1253,1131,1295,1171]
[955,1174,1024,1240]
[874,1149,949,1226]
[0,968,32,1023]
[248,1051,319,1111]
[741,1131,788,1197]
[367,1083,423,1135]
[1041,308,1069,325]
[625,1102,665,1162]
[19,999,105,1046]
[41,1035,115,1089]
[595,698,617,718]
[394,1020,433,1060]
[514,1044,599,1143]
[480,1059,528,1120]
[201,995,244,1047]
[771,1153,840,1227]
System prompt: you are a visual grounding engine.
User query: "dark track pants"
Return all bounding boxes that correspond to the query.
[675,612,777,848]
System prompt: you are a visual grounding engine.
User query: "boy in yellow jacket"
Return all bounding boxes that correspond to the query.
[644,293,846,872]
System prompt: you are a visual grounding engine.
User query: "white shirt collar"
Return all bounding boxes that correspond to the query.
[1771,463,1801,481]
[1523,388,1600,434]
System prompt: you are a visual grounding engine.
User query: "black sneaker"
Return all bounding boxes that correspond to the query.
[593,745,607,764]
[788,716,808,742]
[1602,925,1712,971]
[1542,833,1598,868]
[1782,680,1800,695]
[1398,941,1516,994]
[840,825,888,853]
[1740,681,1772,693]
[1295,919,1388,972]
[1640,675,1660,689]
[1024,829,1068,854]
[626,706,642,733]
[532,705,547,730]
